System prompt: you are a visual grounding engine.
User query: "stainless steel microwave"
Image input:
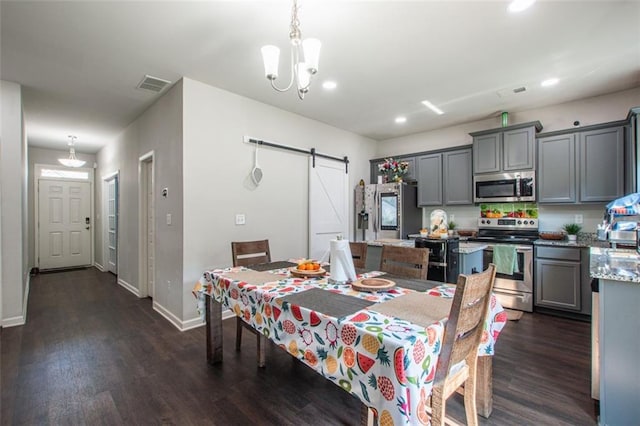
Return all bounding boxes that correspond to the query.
[473,171,535,203]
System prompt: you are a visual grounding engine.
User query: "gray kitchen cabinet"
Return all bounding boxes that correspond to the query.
[472,132,501,174]
[370,159,385,184]
[504,126,535,171]
[471,121,542,174]
[537,123,625,204]
[537,134,577,203]
[443,148,473,205]
[417,153,443,206]
[535,246,591,314]
[579,126,624,202]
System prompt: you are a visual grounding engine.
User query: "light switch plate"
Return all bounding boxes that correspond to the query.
[235,213,246,225]
[574,214,583,224]
[166,213,172,225]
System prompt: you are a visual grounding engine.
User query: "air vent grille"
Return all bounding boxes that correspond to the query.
[137,75,171,93]
[513,86,527,93]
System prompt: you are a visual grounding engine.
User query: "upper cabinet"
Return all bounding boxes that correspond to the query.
[471,121,542,174]
[416,147,473,207]
[443,148,473,205]
[416,153,442,206]
[538,123,626,204]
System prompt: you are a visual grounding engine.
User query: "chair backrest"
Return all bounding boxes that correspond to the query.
[434,263,497,384]
[231,240,271,267]
[349,242,368,269]
[379,245,430,280]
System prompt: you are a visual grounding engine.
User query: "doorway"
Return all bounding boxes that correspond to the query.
[103,172,119,275]
[36,166,93,270]
[138,152,155,298]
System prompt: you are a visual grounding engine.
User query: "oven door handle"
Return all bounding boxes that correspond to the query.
[484,245,533,252]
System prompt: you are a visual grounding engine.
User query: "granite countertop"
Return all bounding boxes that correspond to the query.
[590,247,640,283]
[456,242,488,254]
[535,233,610,249]
[366,239,415,247]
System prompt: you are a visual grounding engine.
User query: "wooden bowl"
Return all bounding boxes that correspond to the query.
[457,229,476,237]
[289,267,326,278]
[539,232,566,240]
[351,278,395,292]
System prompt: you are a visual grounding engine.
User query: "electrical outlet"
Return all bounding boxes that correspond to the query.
[574,214,583,224]
[235,213,246,225]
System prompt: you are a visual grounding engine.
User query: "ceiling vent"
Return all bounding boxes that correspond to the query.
[137,75,171,93]
[496,85,528,98]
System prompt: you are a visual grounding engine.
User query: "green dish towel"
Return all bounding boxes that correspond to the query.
[493,244,518,275]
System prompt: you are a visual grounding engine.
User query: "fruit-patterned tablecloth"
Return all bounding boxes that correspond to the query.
[194,266,507,426]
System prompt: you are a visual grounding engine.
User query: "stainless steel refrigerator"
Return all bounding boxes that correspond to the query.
[354,182,422,241]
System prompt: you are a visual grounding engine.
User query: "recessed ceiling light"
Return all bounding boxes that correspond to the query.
[508,0,536,13]
[421,100,444,115]
[541,78,559,87]
[322,81,337,90]
[395,116,407,124]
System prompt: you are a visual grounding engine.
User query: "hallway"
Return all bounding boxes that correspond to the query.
[1,268,596,425]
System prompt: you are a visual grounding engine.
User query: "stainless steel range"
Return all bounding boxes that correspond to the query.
[472,218,539,312]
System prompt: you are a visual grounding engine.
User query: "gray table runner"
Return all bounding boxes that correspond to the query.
[248,261,297,271]
[280,288,375,319]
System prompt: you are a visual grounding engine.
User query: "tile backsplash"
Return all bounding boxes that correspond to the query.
[423,203,606,232]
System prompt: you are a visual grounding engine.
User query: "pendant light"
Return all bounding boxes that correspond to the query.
[58,135,86,168]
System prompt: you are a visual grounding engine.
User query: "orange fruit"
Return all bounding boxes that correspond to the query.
[343,347,356,368]
[312,263,320,271]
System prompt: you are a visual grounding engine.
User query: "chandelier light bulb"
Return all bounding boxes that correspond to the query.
[261,45,280,80]
[302,38,321,74]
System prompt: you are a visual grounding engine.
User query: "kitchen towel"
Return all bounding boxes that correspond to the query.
[493,244,518,275]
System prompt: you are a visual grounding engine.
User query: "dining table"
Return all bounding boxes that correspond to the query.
[193,260,507,426]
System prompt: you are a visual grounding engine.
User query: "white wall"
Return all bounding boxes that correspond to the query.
[181,78,377,323]
[1,80,29,327]
[95,80,184,326]
[377,86,640,157]
[378,87,640,234]
[27,147,96,268]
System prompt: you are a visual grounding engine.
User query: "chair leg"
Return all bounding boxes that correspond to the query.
[430,387,446,426]
[464,357,479,426]
[235,316,243,351]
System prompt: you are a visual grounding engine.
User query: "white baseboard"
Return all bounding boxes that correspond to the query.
[94,262,105,272]
[2,274,30,328]
[117,278,140,297]
[2,315,26,327]
[153,303,234,332]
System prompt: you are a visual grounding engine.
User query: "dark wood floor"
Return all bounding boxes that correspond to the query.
[1,268,597,425]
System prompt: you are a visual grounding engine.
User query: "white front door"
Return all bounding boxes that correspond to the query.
[38,179,91,269]
[309,157,350,262]
[105,176,118,274]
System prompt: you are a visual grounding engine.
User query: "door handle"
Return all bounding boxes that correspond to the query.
[86,226,90,230]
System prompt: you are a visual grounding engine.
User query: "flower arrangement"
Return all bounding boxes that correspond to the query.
[378,158,409,182]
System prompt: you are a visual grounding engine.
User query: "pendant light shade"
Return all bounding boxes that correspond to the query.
[59,135,86,168]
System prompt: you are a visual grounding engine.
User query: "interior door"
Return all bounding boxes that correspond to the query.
[106,176,118,274]
[38,179,91,269]
[309,157,349,262]
[145,160,155,297]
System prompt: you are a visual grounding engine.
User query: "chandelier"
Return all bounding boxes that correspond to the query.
[58,135,86,168]
[260,0,321,100]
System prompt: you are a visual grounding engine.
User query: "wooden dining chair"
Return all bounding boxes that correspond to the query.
[231,239,271,364]
[429,263,497,426]
[349,241,368,269]
[379,245,430,280]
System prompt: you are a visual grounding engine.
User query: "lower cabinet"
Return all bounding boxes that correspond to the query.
[534,245,591,315]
